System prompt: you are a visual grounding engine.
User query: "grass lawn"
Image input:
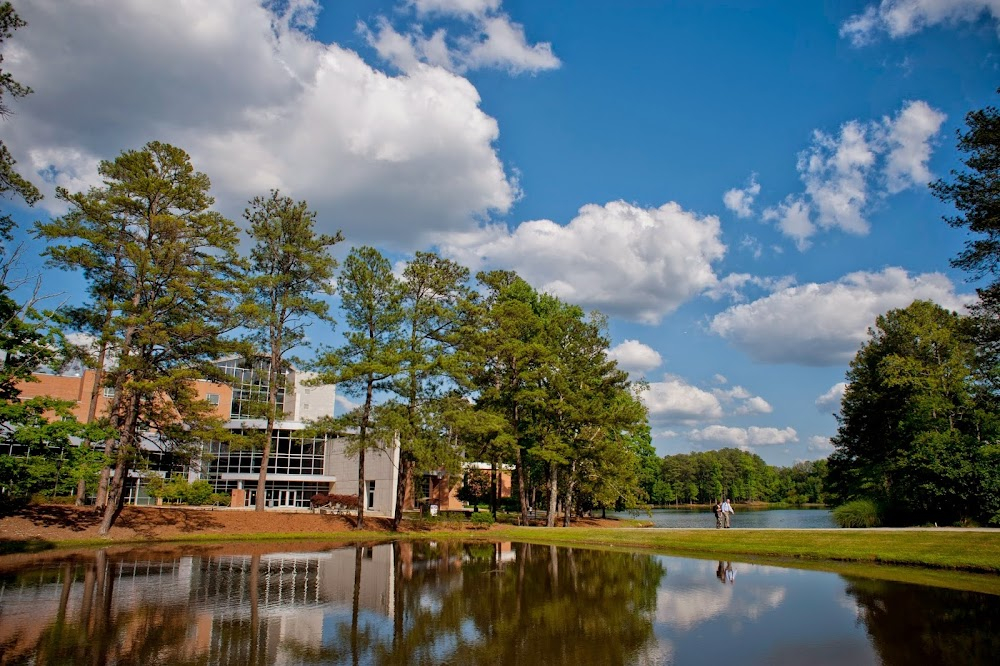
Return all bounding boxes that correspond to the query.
[476,526,1000,573]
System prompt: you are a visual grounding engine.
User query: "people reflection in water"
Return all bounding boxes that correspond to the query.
[716,561,736,584]
[726,562,735,583]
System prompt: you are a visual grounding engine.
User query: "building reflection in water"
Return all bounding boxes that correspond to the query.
[0,541,665,664]
[11,541,995,665]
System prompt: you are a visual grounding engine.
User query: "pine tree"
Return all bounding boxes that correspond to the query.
[243,190,341,511]
[313,246,402,528]
[38,142,242,534]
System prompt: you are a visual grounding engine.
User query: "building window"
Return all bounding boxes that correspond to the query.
[367,480,375,510]
[206,393,220,406]
[102,387,115,398]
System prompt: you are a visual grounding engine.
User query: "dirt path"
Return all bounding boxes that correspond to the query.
[0,504,376,543]
[0,504,625,545]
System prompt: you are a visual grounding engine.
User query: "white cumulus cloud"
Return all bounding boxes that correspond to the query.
[883,101,948,193]
[608,340,663,375]
[815,382,848,411]
[764,101,945,249]
[712,386,772,415]
[723,174,761,218]
[642,376,724,424]
[808,435,835,454]
[8,0,519,250]
[689,425,798,449]
[841,0,1000,45]
[438,200,727,324]
[365,1,560,75]
[737,396,774,415]
[709,268,971,366]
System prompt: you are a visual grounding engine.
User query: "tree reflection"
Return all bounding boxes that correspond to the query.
[844,576,1000,666]
[370,542,665,665]
[2,541,666,665]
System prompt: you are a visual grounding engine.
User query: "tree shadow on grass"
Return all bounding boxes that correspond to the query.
[11,504,102,532]
[115,507,224,538]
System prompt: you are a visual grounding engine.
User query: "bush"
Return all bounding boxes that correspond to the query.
[833,499,882,528]
[469,511,495,528]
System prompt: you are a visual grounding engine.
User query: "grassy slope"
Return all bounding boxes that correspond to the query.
[35,526,998,570]
[480,527,1000,571]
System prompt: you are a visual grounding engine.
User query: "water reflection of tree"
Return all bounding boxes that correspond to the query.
[378,542,666,665]
[844,576,1000,666]
[10,551,203,665]
[5,542,666,665]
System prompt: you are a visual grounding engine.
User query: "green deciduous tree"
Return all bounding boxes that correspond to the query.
[37,142,242,534]
[828,300,1000,525]
[242,190,341,511]
[470,271,554,525]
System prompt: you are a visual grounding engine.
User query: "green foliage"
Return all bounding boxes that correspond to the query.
[145,477,228,506]
[37,141,242,533]
[458,469,492,507]
[833,499,882,528]
[469,511,495,528]
[828,300,999,526]
[654,448,824,505]
[312,246,403,527]
[241,189,342,510]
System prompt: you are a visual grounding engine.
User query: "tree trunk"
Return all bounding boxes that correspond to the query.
[97,389,140,535]
[97,452,127,536]
[490,460,498,518]
[562,461,576,527]
[516,447,529,525]
[96,305,139,511]
[546,461,558,528]
[256,344,283,512]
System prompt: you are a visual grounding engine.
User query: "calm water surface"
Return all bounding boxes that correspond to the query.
[1,540,997,665]
[612,507,837,529]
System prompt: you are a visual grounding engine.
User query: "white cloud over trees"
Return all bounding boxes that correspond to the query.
[723,174,761,218]
[608,339,663,375]
[688,425,798,449]
[363,0,560,74]
[709,268,970,365]
[815,382,847,411]
[438,200,727,324]
[8,0,521,249]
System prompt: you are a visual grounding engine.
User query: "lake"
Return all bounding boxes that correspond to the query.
[611,506,837,529]
[1,540,997,665]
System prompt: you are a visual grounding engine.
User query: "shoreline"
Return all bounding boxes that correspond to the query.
[2,504,998,580]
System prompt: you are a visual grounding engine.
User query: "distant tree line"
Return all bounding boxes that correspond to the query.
[637,447,827,506]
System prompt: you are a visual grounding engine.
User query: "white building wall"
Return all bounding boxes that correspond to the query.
[290,371,336,422]
[324,435,399,516]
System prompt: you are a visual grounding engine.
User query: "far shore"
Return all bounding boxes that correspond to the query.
[2,504,998,592]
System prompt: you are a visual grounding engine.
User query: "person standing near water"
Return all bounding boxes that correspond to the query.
[721,498,734,528]
[713,500,723,528]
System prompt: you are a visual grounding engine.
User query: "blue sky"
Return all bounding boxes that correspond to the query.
[4,0,999,465]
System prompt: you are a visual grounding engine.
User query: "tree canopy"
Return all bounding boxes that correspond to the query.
[828,300,1000,526]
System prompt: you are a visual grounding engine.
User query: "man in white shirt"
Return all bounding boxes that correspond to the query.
[721,498,734,528]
